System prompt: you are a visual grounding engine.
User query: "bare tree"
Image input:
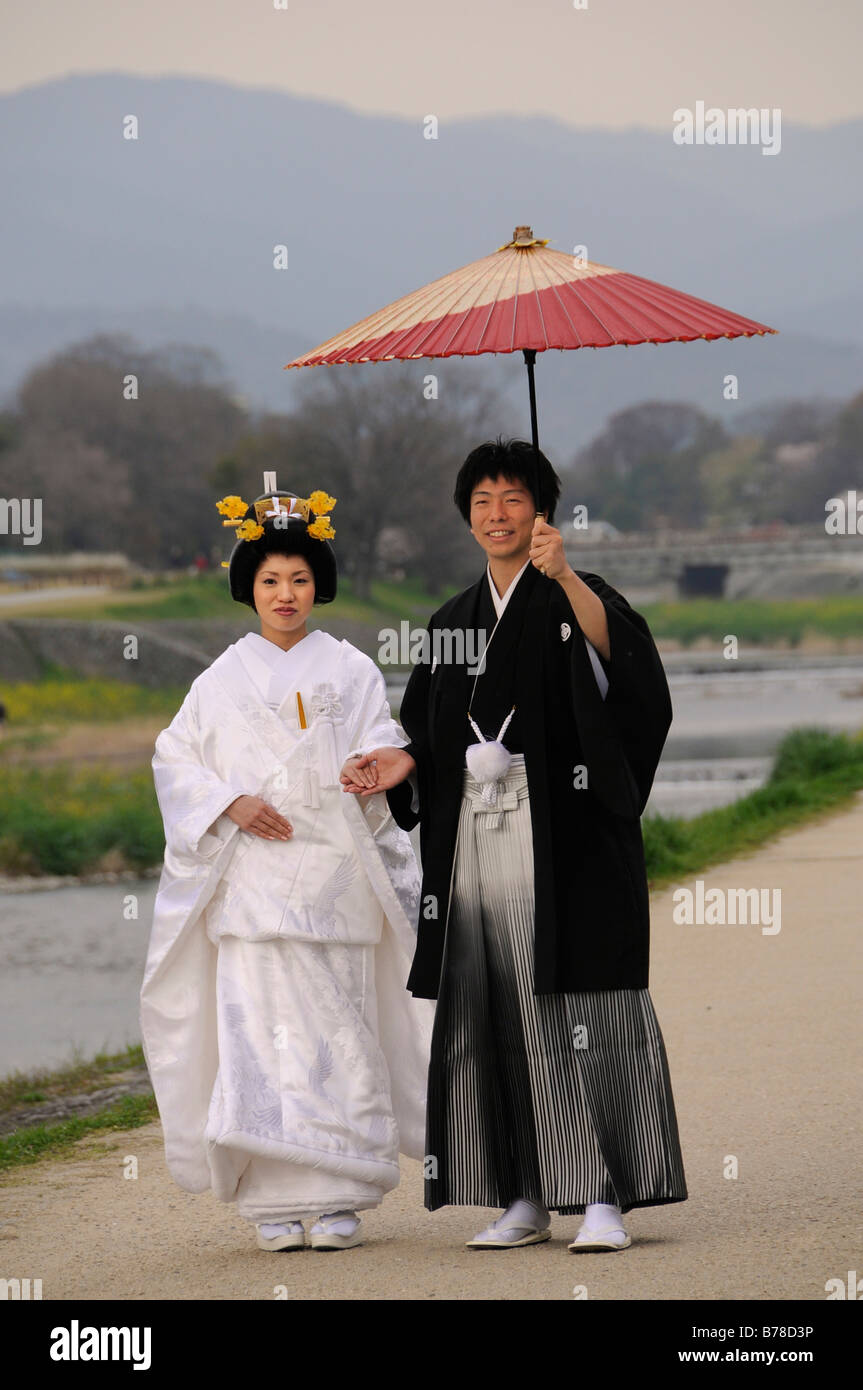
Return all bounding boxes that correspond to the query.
[567,401,728,531]
[8,335,248,564]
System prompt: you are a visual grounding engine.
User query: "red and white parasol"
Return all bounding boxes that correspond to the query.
[285,225,777,453]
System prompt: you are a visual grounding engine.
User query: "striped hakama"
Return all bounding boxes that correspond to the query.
[425,756,687,1215]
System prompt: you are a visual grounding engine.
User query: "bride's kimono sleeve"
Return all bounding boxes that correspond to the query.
[143,678,258,1192]
[152,681,257,863]
[343,658,411,760]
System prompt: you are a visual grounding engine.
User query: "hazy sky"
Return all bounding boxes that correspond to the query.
[1,0,860,128]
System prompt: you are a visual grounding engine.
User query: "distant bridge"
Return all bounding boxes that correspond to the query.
[564,525,863,599]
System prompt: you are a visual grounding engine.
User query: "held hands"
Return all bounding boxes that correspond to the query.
[529,515,571,582]
[225,795,293,841]
[340,747,416,797]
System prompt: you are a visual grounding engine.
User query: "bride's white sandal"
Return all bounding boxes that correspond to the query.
[309,1210,363,1251]
[256,1221,306,1252]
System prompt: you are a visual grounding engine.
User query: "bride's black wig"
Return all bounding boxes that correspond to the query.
[228,494,337,610]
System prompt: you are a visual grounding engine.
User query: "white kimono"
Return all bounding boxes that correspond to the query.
[140,629,434,1224]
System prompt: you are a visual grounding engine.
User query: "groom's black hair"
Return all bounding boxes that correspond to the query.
[453,437,562,525]
[228,495,338,610]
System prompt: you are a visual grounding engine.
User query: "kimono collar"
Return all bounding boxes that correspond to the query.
[486,558,531,619]
[236,629,333,710]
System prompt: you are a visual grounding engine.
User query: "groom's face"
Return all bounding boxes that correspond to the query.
[468,474,539,564]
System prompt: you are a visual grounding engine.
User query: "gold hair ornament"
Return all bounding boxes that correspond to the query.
[215,489,337,566]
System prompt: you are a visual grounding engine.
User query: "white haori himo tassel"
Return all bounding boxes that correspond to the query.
[466,707,516,806]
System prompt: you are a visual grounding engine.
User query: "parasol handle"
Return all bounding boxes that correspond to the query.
[522,348,541,508]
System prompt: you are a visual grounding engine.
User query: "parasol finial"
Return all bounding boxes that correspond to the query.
[498,225,550,251]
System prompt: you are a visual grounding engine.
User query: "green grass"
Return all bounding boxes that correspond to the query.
[0,1044,157,1174]
[0,764,163,874]
[641,596,863,647]
[18,572,453,626]
[6,575,863,646]
[0,1094,158,1173]
[644,727,863,887]
[0,1043,146,1113]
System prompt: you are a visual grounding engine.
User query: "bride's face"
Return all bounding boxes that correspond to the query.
[253,552,316,635]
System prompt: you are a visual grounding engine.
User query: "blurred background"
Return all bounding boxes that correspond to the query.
[1,0,861,1095]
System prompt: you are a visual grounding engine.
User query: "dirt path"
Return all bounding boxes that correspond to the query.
[2,793,862,1301]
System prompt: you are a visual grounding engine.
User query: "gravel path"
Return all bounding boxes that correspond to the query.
[2,793,861,1301]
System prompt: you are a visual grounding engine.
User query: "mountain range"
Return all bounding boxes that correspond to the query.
[2,74,861,457]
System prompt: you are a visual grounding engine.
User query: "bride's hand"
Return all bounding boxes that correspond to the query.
[225,795,293,840]
[340,755,378,791]
[341,747,416,795]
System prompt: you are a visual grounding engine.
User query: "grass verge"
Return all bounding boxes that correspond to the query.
[640,595,863,647]
[0,1094,157,1174]
[0,1043,146,1113]
[646,726,863,887]
[0,1045,156,1175]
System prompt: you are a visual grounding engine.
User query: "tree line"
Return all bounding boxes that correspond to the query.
[0,334,858,596]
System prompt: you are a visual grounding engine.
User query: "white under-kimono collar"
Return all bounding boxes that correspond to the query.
[237,629,331,711]
[486,559,530,619]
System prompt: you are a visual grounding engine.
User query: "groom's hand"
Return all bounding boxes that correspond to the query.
[529,515,571,581]
[340,747,416,796]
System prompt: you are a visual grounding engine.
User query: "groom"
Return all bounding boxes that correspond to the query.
[341,437,686,1250]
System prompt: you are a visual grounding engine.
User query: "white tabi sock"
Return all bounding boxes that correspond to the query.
[583,1203,626,1235]
[258,1222,304,1238]
[499,1198,549,1231]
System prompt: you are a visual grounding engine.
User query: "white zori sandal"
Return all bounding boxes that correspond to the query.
[568,1223,631,1252]
[256,1221,306,1252]
[466,1223,547,1256]
[467,1198,552,1249]
[309,1210,363,1251]
[466,1219,551,1250]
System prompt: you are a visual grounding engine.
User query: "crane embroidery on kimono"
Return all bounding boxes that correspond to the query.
[312,856,358,937]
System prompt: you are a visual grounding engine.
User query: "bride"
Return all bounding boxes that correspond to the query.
[140,484,432,1252]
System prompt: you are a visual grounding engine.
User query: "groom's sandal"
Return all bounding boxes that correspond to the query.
[256,1222,306,1252]
[309,1212,363,1251]
[466,1220,552,1249]
[568,1223,631,1252]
